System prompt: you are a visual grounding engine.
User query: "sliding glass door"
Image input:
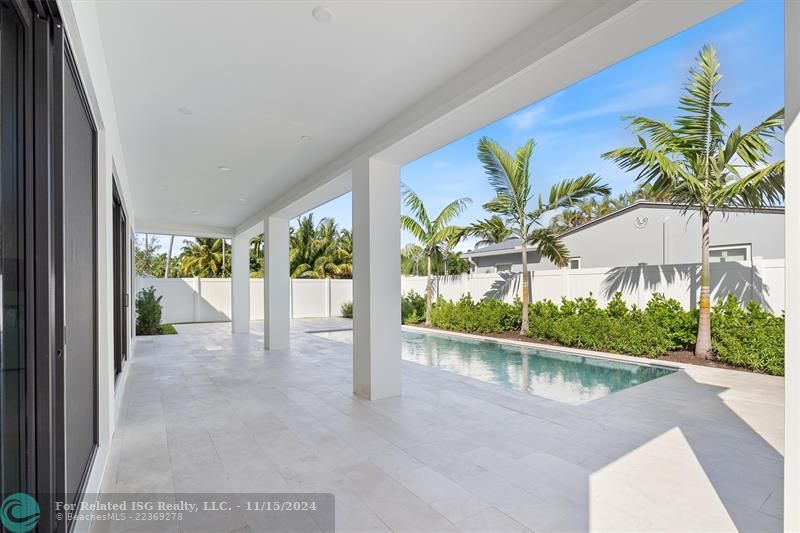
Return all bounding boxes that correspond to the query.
[113,184,128,380]
[0,3,98,530]
[0,1,28,498]
[62,45,98,506]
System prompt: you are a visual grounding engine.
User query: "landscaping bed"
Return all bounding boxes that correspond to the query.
[401,291,785,376]
[410,324,755,373]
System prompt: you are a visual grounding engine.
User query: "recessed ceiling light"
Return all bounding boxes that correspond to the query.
[191,210,200,215]
[218,165,231,171]
[300,135,312,142]
[177,107,193,115]
[239,198,246,202]
[312,6,334,23]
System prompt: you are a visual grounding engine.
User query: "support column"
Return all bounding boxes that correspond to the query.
[264,217,290,350]
[231,234,250,333]
[352,157,401,400]
[784,1,799,530]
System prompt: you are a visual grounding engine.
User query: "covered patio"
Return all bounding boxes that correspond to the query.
[54,0,800,530]
[101,320,783,532]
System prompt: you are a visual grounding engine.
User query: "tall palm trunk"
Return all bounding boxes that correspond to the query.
[695,209,713,358]
[425,255,433,325]
[520,239,529,335]
[164,234,174,278]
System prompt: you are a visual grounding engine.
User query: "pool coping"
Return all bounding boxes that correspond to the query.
[401,324,685,373]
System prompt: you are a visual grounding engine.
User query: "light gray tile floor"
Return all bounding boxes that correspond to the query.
[98,319,784,532]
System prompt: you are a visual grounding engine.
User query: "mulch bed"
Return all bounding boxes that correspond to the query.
[409,324,755,373]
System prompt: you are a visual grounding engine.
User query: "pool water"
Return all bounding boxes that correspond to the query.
[310,328,674,404]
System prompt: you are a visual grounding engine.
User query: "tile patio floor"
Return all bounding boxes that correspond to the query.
[99,319,784,532]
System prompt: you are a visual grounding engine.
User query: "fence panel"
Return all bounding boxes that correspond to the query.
[291,279,328,318]
[137,258,784,325]
[330,279,353,316]
[250,278,264,320]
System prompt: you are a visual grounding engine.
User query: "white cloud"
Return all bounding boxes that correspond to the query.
[551,82,674,126]
[506,105,547,130]
[432,160,449,169]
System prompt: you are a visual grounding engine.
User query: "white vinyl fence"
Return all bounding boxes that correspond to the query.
[137,258,784,324]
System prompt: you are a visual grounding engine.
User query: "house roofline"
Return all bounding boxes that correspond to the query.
[463,201,784,257]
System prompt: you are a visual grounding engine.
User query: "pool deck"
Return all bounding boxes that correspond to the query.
[101,318,784,532]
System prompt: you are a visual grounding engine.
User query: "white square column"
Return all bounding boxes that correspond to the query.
[264,216,290,351]
[784,0,799,529]
[351,157,401,400]
[231,234,250,333]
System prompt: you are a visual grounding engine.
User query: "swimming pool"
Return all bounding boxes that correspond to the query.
[310,328,675,404]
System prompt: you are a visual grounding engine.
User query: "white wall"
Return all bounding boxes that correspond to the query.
[137,277,356,322]
[138,258,785,325]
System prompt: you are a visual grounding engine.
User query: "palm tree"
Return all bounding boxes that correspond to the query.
[603,45,784,358]
[401,244,425,276]
[466,216,514,248]
[164,235,175,278]
[289,214,353,279]
[477,136,610,335]
[250,233,264,274]
[400,185,471,324]
[179,238,227,277]
[550,196,617,232]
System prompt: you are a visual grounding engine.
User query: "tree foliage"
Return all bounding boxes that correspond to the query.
[289,214,353,279]
[477,136,610,334]
[179,237,230,277]
[602,45,784,357]
[401,184,471,323]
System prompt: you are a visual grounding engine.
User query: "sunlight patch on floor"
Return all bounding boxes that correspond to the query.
[589,427,736,531]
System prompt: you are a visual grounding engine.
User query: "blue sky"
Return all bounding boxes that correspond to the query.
[302,0,784,251]
[147,0,783,255]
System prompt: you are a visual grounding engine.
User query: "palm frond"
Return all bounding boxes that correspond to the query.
[433,197,472,232]
[467,216,513,246]
[400,215,428,243]
[602,144,688,186]
[543,173,611,211]
[401,184,431,231]
[675,44,729,164]
[478,137,529,217]
[529,228,570,268]
[712,161,784,209]
[721,108,784,168]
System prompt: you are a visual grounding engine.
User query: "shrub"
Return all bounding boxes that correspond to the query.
[341,301,353,318]
[421,290,784,375]
[136,286,163,335]
[401,291,426,324]
[430,294,521,333]
[712,296,784,375]
[530,292,694,357]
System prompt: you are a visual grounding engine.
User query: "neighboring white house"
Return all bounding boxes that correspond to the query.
[464,201,785,273]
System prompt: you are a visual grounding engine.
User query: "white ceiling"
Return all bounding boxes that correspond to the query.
[93,0,563,232]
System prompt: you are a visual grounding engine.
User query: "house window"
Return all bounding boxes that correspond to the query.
[709,244,750,264]
[569,258,581,270]
[495,263,511,272]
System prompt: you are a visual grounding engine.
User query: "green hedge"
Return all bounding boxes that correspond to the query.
[527,293,697,358]
[136,286,163,335]
[712,296,784,375]
[425,292,784,375]
[401,291,426,324]
[430,295,522,333]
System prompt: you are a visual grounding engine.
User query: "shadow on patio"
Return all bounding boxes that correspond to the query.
[104,320,783,532]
